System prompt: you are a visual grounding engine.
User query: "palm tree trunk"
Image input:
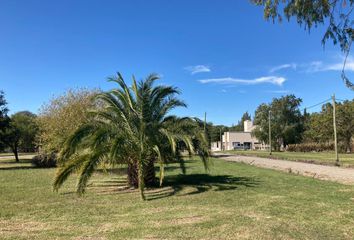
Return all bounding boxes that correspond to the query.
[127,161,139,188]
[127,159,156,189]
[138,158,145,200]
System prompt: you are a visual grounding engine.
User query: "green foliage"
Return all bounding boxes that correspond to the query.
[32,153,57,168]
[37,88,98,153]
[303,99,354,152]
[0,91,9,151]
[0,110,39,161]
[11,111,38,152]
[207,124,229,143]
[252,0,354,90]
[54,73,210,199]
[253,95,304,150]
[287,142,334,152]
[303,103,333,143]
[1,119,21,161]
[336,99,354,152]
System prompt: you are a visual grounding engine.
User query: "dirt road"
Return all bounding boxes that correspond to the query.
[215,153,354,185]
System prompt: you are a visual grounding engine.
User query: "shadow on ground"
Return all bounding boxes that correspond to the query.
[87,171,259,201]
[0,159,34,170]
[144,174,259,200]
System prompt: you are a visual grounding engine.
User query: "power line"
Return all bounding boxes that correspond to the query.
[301,98,332,112]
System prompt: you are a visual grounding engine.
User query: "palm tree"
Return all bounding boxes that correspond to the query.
[53,73,209,200]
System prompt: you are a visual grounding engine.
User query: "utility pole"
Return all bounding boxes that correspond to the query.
[269,110,272,156]
[332,94,339,165]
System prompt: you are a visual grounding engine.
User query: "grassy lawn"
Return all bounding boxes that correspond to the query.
[1,158,354,239]
[225,150,354,167]
[0,155,33,170]
[0,152,36,157]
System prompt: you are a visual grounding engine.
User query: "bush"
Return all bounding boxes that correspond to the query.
[287,143,334,152]
[32,153,57,168]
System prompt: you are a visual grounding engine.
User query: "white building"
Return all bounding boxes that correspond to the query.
[211,120,268,151]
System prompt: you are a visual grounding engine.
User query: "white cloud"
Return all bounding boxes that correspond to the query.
[184,65,211,75]
[266,90,289,94]
[270,63,297,73]
[198,76,286,86]
[304,57,354,72]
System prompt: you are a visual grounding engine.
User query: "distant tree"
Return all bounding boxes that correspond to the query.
[208,124,229,142]
[252,0,354,90]
[303,100,354,152]
[303,103,333,143]
[337,100,354,152]
[11,111,38,152]
[1,120,21,162]
[0,91,9,151]
[0,111,38,161]
[37,89,98,154]
[253,95,304,150]
[230,111,251,131]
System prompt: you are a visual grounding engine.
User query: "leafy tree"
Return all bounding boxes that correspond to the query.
[11,111,38,152]
[53,73,209,200]
[252,0,354,90]
[37,89,98,154]
[1,121,21,162]
[0,111,38,161]
[303,103,333,143]
[253,95,304,150]
[303,100,354,152]
[208,124,229,142]
[337,99,354,152]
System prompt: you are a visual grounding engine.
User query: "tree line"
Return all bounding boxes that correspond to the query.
[206,95,354,153]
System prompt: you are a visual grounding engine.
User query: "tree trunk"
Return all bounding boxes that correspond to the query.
[127,159,156,188]
[13,146,19,162]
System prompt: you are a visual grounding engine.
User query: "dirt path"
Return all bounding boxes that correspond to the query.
[214,153,354,185]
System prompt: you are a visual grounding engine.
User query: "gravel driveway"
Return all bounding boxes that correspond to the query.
[214,153,354,185]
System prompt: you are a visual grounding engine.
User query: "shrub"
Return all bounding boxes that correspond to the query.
[287,143,334,152]
[32,153,57,168]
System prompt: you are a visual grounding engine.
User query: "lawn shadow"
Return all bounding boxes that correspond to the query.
[0,166,35,170]
[0,158,35,170]
[145,174,260,201]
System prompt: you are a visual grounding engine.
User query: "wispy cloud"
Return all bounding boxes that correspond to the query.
[306,58,354,72]
[266,90,289,94]
[184,65,211,75]
[198,76,286,86]
[270,63,297,73]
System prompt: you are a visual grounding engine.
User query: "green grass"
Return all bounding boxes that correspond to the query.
[225,150,354,167]
[0,155,33,170]
[0,152,36,157]
[1,158,354,239]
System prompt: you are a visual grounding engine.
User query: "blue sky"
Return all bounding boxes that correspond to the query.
[1,0,353,126]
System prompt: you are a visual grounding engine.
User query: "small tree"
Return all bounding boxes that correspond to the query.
[37,89,98,154]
